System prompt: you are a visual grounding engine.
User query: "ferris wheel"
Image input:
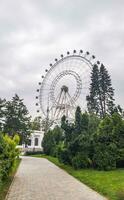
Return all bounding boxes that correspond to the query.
[36,50,100,124]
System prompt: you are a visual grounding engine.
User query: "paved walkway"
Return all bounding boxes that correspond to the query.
[6,156,107,200]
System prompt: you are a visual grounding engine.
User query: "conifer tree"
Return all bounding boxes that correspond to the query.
[75,106,82,134]
[87,64,114,117]
[31,116,41,130]
[99,64,115,117]
[0,98,6,131]
[86,64,100,115]
[3,94,31,143]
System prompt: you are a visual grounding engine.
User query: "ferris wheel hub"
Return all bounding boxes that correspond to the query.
[61,85,68,93]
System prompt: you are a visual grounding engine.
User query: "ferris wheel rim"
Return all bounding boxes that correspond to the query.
[36,50,99,120]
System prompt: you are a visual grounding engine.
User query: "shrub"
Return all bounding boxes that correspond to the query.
[57,145,70,164]
[0,133,20,180]
[25,151,43,156]
[72,153,92,169]
[93,143,117,170]
[116,148,124,168]
[42,126,63,156]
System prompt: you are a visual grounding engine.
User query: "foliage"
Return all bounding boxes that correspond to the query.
[72,153,91,169]
[42,126,63,156]
[3,94,31,144]
[25,151,43,156]
[42,105,124,171]
[87,64,115,118]
[61,115,74,144]
[93,113,124,170]
[57,144,70,164]
[0,98,6,131]
[0,158,21,200]
[93,143,117,170]
[30,116,41,131]
[0,133,20,182]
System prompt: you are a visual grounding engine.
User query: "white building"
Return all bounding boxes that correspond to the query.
[17,130,44,152]
[28,130,44,150]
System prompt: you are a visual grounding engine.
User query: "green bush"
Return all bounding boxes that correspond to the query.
[57,145,70,164]
[42,126,63,156]
[72,153,92,169]
[42,108,124,171]
[93,143,117,170]
[117,148,124,168]
[25,151,43,156]
[0,133,20,181]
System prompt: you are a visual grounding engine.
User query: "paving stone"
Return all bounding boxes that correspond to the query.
[6,156,107,200]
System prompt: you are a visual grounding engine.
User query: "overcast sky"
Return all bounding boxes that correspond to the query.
[0,0,124,117]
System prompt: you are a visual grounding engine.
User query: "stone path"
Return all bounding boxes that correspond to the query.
[6,156,107,200]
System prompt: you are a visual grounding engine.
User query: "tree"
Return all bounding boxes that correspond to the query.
[61,115,74,144]
[87,64,115,118]
[75,106,82,134]
[93,116,118,170]
[0,98,6,131]
[69,110,92,169]
[42,126,63,156]
[31,116,41,130]
[86,64,100,115]
[113,105,124,118]
[99,64,115,116]
[3,94,31,144]
[112,113,124,167]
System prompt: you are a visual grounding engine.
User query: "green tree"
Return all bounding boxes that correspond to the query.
[31,116,41,130]
[113,105,124,117]
[61,115,74,144]
[42,126,63,156]
[0,98,6,131]
[3,94,31,144]
[74,106,82,134]
[87,64,115,118]
[86,64,100,115]
[93,115,117,170]
[112,113,124,167]
[69,111,92,169]
[99,64,115,116]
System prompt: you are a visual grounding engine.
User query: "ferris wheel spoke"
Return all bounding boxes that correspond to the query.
[37,51,93,124]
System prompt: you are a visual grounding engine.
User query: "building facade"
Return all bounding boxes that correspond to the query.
[28,130,44,150]
[17,130,44,152]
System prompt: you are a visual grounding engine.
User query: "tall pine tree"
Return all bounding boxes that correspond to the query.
[87,64,114,117]
[0,98,6,131]
[99,64,114,116]
[86,64,100,115]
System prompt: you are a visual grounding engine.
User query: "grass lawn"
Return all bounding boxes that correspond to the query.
[0,158,21,200]
[31,154,124,200]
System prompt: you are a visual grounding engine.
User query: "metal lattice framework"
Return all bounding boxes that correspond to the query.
[36,50,100,125]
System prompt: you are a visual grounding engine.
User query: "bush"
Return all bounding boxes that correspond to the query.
[57,145,70,164]
[0,133,20,181]
[116,148,124,168]
[93,143,117,170]
[42,126,63,156]
[42,109,124,171]
[25,151,43,156]
[72,153,92,169]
